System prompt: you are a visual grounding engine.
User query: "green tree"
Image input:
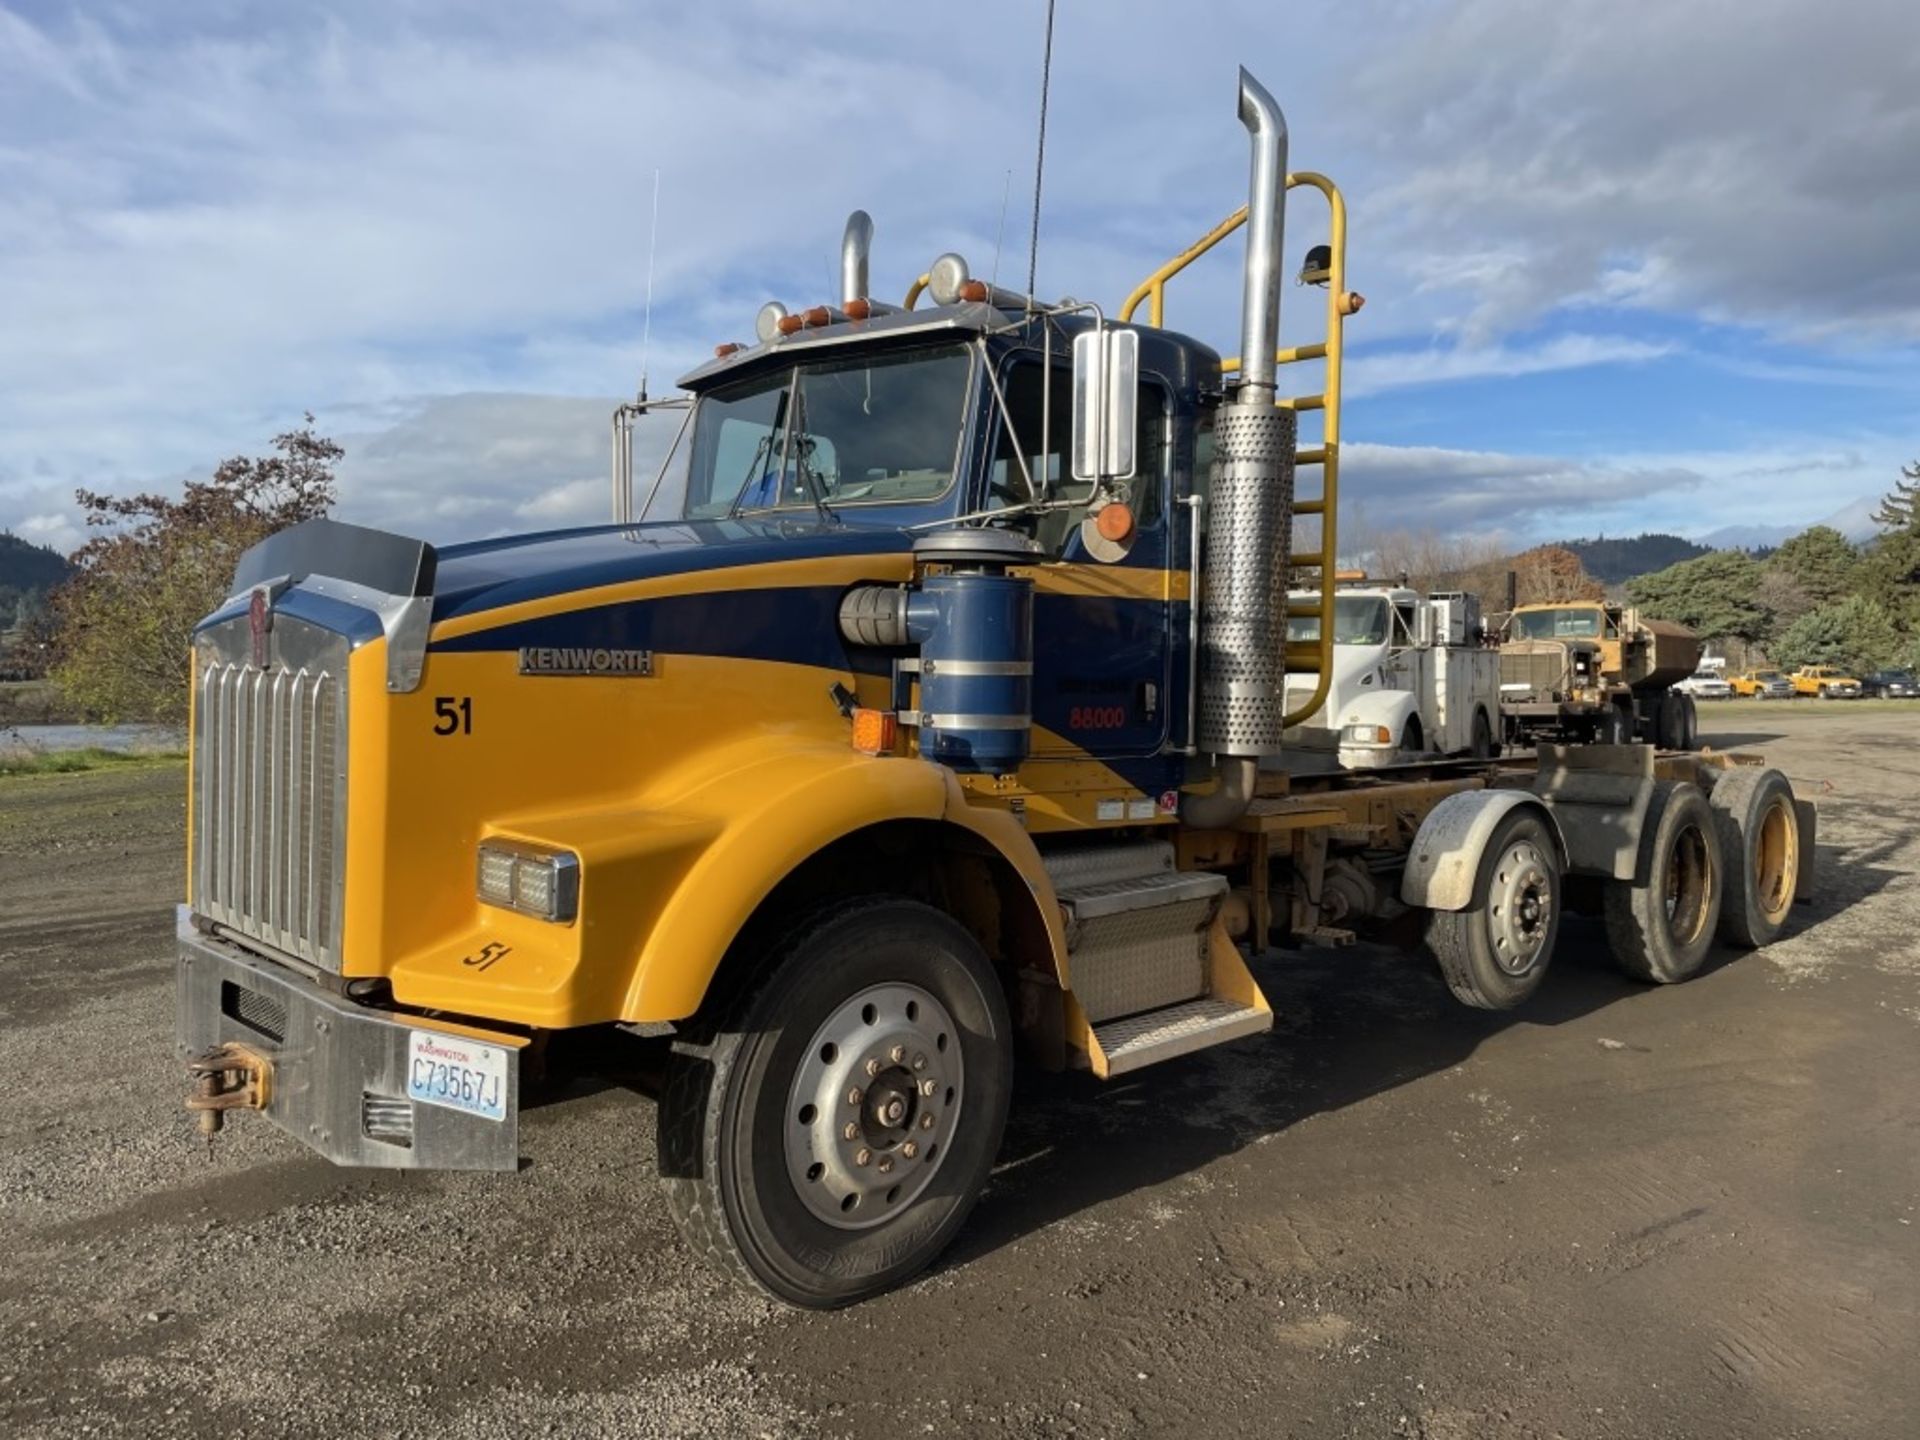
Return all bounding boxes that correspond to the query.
[49,418,340,722]
[1771,595,1903,675]
[1625,549,1771,643]
[1871,460,1920,532]
[1860,461,1920,625]
[1765,525,1857,608]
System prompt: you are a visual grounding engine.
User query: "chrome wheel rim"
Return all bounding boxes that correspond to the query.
[784,983,963,1230]
[1487,839,1553,975]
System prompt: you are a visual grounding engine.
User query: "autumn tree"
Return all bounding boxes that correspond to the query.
[1509,544,1605,606]
[49,418,340,722]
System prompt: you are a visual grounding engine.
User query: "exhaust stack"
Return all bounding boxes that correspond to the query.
[841,210,874,307]
[1235,68,1288,398]
[1192,67,1297,791]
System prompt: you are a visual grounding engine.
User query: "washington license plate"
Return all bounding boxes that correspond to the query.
[407,1030,509,1122]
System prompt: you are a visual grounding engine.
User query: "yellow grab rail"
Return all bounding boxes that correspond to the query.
[1120,171,1356,728]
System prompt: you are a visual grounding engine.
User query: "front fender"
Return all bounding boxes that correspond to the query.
[387,742,1068,1029]
[623,748,1066,1020]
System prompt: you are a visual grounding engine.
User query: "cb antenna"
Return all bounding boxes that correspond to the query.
[1024,0,1057,315]
[637,168,661,402]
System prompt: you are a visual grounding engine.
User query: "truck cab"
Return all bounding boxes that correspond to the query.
[1284,583,1498,766]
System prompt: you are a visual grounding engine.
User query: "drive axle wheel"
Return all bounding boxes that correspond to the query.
[657,899,1011,1309]
[1708,767,1799,948]
[1425,807,1561,1010]
[1605,781,1722,983]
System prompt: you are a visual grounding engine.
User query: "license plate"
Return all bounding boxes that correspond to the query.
[407,1029,509,1123]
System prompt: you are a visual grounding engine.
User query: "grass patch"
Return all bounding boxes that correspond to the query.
[0,746,186,778]
[1701,697,1920,717]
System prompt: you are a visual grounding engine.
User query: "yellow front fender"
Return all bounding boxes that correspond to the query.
[387,741,1067,1028]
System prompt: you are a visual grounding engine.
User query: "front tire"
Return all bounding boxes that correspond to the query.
[658,898,1013,1308]
[1604,782,1723,984]
[1425,807,1561,1010]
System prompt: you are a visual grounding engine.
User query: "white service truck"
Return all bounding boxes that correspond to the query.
[1283,583,1502,768]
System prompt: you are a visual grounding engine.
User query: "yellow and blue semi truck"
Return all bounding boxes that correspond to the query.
[176,70,1814,1307]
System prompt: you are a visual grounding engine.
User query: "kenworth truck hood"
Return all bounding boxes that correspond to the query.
[430,517,916,625]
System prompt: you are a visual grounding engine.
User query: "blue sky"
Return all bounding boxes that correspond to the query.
[2,0,1916,556]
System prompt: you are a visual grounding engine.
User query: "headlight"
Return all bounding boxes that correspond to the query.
[476,840,580,922]
[1344,723,1393,744]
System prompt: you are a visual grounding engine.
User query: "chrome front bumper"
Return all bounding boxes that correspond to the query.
[175,911,522,1171]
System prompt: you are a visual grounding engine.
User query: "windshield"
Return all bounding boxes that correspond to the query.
[680,345,974,519]
[1755,672,1783,681]
[1287,595,1390,646]
[1509,607,1603,640]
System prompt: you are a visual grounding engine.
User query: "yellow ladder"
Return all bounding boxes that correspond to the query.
[1119,173,1360,726]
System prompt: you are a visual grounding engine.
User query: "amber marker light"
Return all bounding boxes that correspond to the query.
[1095,503,1135,543]
[850,708,898,756]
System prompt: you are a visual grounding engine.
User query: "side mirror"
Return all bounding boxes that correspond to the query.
[1070,327,1139,483]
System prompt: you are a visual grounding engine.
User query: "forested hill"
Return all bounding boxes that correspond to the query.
[0,531,72,612]
[1549,533,1713,585]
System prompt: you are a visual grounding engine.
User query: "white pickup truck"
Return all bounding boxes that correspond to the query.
[1283,584,1503,768]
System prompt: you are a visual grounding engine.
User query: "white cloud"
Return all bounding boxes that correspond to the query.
[2,0,1915,555]
[1347,333,1671,395]
[15,512,83,555]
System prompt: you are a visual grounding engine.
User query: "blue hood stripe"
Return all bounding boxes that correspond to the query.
[430,520,913,624]
[430,585,891,677]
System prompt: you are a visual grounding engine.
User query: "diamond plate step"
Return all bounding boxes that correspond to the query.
[1057,868,1227,924]
[1092,996,1272,1076]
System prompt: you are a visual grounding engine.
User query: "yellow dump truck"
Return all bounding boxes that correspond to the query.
[1497,600,1703,747]
[176,70,1815,1307]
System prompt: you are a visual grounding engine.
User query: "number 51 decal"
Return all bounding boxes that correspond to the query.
[433,696,473,735]
[462,941,512,971]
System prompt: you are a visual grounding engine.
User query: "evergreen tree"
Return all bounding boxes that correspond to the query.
[1773,595,1903,674]
[1626,550,1771,643]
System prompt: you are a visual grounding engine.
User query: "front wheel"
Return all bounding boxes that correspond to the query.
[658,898,1013,1308]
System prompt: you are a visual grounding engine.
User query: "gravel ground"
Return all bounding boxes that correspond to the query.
[2,707,1916,1439]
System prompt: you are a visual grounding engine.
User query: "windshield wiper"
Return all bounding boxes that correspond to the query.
[787,376,836,526]
[726,380,792,518]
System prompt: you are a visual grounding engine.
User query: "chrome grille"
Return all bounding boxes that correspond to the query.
[194,630,348,971]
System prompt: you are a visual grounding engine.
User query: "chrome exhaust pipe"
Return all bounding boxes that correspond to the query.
[1188,66,1296,819]
[841,210,874,306]
[1235,66,1288,397]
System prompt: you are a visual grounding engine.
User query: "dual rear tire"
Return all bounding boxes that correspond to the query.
[1604,782,1722,983]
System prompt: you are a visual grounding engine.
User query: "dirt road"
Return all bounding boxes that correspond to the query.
[3,709,1916,1439]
